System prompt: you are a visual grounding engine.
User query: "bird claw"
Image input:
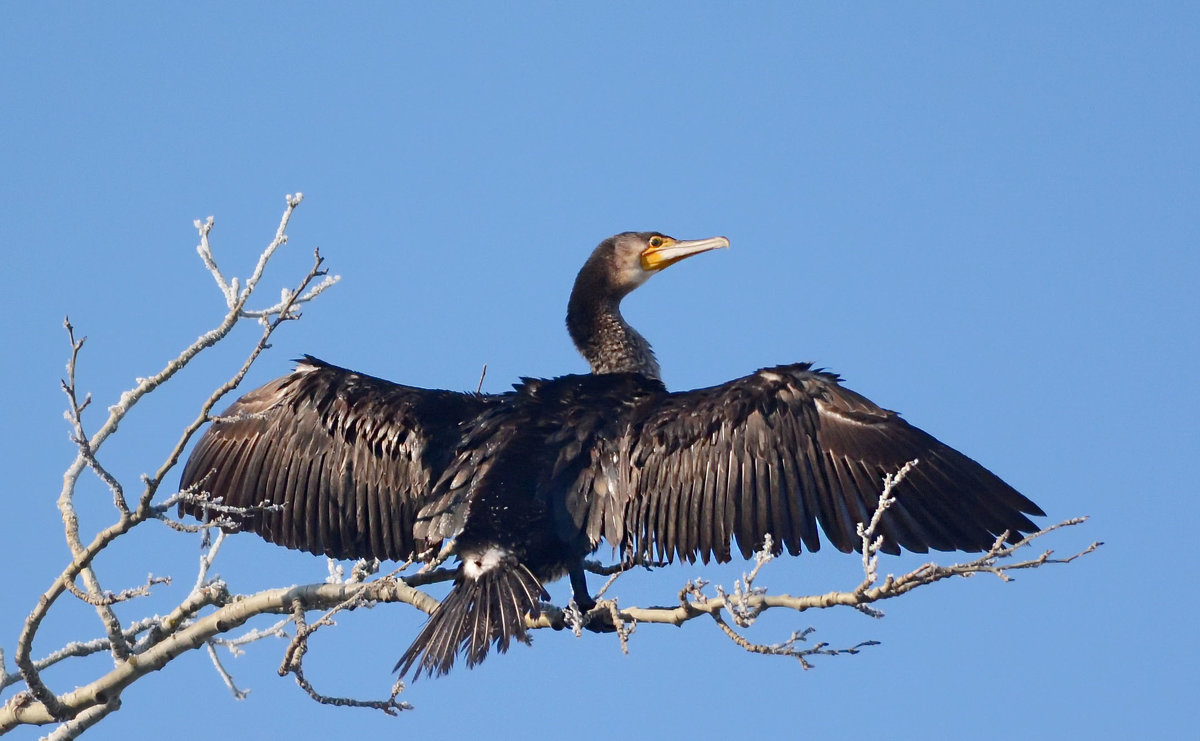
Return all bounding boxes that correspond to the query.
[583,607,617,634]
[571,598,616,633]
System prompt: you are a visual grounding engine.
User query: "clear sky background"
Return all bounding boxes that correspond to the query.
[2,4,1196,739]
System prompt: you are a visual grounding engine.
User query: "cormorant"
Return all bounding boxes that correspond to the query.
[179,232,1043,679]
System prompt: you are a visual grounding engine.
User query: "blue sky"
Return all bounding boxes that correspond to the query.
[2,3,1196,739]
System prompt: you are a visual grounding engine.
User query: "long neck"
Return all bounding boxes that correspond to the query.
[567,294,660,378]
[566,253,660,378]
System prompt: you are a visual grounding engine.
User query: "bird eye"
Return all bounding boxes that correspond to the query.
[648,236,664,248]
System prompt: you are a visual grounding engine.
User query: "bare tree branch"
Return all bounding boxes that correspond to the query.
[552,518,1098,632]
[2,195,347,732]
[2,578,440,729]
[278,600,412,715]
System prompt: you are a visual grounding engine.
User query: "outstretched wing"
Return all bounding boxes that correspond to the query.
[179,356,498,561]
[604,364,1044,564]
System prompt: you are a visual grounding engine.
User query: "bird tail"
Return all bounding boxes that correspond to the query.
[394,551,549,679]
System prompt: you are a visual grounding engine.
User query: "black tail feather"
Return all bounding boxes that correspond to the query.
[395,558,549,679]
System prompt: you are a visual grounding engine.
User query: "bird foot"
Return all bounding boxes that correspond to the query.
[576,599,617,634]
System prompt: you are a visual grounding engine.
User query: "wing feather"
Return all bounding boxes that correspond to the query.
[179,356,496,561]
[600,364,1043,564]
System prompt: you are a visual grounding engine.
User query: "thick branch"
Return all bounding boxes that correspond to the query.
[1,578,434,730]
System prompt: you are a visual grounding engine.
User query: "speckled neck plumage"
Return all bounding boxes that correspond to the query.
[567,296,660,378]
[566,238,661,378]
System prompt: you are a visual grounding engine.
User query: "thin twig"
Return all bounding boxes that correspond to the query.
[476,363,487,394]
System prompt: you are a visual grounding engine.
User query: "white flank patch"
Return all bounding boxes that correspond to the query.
[462,545,511,579]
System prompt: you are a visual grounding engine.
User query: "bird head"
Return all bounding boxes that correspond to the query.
[606,231,729,295]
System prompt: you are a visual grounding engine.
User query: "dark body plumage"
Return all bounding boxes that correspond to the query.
[180,231,1044,679]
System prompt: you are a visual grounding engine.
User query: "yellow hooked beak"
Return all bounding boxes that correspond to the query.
[639,235,730,272]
